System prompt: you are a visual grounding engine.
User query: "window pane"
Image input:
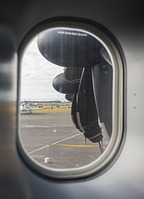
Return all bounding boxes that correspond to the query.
[18,25,122,178]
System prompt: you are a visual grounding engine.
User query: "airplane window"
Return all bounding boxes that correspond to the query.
[18,24,123,179]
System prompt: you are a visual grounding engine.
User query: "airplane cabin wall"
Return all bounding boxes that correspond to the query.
[0,0,144,198]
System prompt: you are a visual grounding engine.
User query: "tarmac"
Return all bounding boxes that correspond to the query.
[19,113,109,169]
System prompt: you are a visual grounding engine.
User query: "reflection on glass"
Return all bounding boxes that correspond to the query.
[19,27,112,169]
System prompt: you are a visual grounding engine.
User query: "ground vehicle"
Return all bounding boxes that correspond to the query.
[0,0,144,198]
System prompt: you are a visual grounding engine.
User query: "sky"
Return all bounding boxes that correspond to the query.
[20,36,66,102]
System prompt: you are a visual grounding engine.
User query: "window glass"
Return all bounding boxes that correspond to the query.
[18,25,123,179]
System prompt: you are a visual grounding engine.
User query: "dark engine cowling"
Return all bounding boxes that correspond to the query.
[37,28,112,143]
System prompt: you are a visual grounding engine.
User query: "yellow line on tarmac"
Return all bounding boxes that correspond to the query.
[55,144,98,148]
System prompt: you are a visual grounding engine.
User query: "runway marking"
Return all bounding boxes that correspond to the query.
[28,132,83,155]
[56,144,107,150]
[55,144,98,148]
[24,125,53,128]
[28,132,107,155]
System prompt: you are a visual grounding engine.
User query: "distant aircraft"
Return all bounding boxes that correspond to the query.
[20,101,42,114]
[20,102,31,114]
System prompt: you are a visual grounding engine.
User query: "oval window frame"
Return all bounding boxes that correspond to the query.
[17,19,124,180]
